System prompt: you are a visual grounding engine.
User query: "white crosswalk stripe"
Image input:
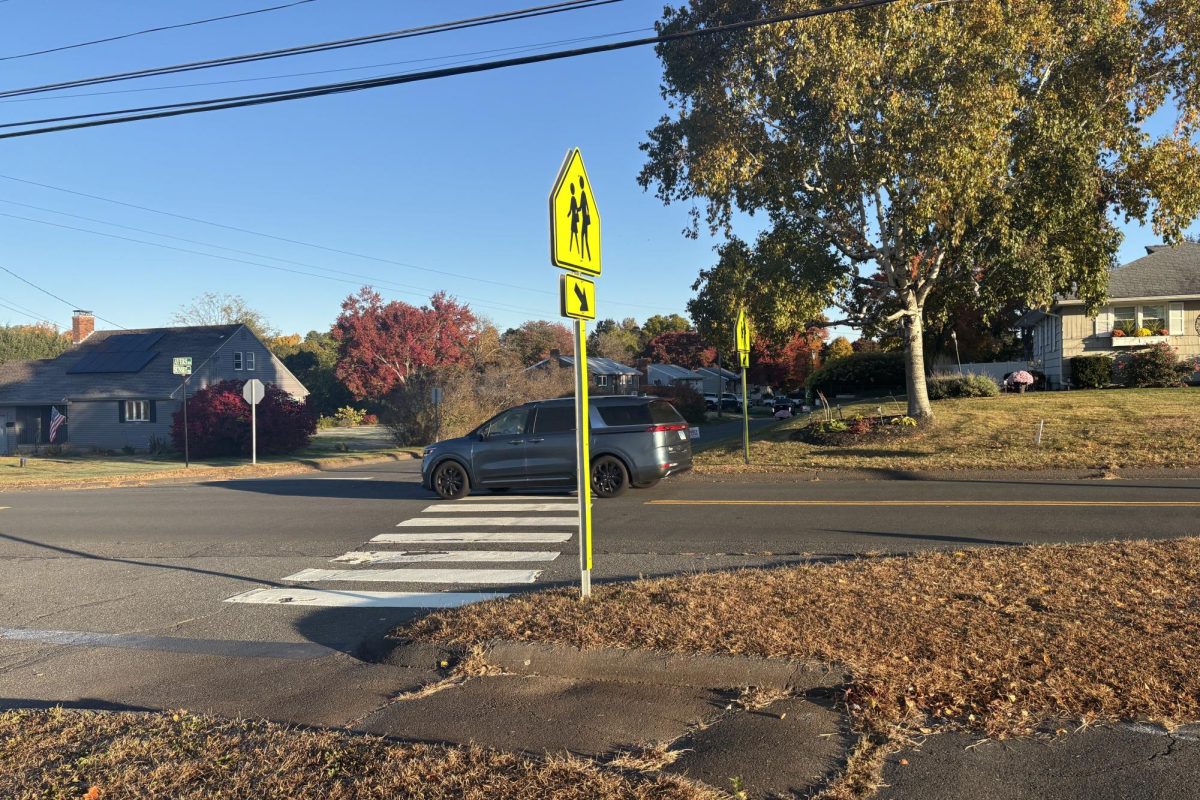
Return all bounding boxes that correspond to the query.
[225,497,573,611]
[371,531,573,544]
[333,550,560,564]
[397,516,576,527]
[224,588,507,608]
[422,503,577,513]
[283,567,542,584]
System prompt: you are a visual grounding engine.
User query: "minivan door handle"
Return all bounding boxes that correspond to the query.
[509,440,525,445]
[527,438,544,444]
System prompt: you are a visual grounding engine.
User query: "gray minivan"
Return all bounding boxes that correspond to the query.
[421,396,693,500]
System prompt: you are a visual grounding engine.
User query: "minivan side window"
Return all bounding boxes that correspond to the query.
[647,400,685,424]
[532,405,574,434]
[596,403,653,426]
[484,407,529,437]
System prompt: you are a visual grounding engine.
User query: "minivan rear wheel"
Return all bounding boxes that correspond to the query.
[432,461,470,500]
[591,455,629,498]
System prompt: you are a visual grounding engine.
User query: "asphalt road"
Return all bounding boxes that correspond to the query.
[1,460,1199,724]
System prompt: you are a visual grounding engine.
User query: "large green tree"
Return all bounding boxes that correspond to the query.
[0,323,69,365]
[641,0,1200,418]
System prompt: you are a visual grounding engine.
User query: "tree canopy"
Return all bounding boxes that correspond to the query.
[172,292,277,340]
[0,323,69,365]
[333,288,480,400]
[500,320,574,366]
[641,0,1200,417]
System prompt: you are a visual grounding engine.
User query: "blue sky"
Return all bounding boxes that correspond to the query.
[0,1,1194,337]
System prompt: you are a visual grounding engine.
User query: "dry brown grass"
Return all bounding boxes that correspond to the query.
[404,538,1200,736]
[0,708,723,800]
[695,388,1200,471]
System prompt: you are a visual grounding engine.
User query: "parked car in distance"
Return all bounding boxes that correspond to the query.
[703,393,720,410]
[421,396,693,500]
[720,392,743,411]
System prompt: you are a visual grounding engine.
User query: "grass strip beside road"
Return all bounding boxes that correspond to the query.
[403,538,1200,737]
[0,448,419,491]
[0,708,719,800]
[695,388,1200,471]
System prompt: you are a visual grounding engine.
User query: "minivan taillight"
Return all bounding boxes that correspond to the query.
[646,423,688,433]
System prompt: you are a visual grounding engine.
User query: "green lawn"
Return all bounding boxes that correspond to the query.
[695,387,1200,471]
[0,428,420,490]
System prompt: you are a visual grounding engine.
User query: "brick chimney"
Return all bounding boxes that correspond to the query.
[71,310,95,344]
[549,348,561,362]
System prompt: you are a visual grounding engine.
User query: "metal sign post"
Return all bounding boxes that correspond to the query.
[551,147,601,599]
[736,310,751,465]
[572,320,593,598]
[431,386,443,443]
[172,357,193,468]
[242,378,265,465]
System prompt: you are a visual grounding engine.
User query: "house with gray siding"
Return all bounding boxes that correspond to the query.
[0,313,307,454]
[1017,243,1200,388]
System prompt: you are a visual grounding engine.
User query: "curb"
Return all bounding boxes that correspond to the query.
[379,639,847,692]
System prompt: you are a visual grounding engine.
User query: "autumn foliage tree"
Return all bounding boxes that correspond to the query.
[642,0,1200,419]
[643,330,715,370]
[499,320,575,366]
[333,288,480,400]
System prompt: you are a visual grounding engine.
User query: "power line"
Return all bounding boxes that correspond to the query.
[0,265,126,329]
[0,294,52,320]
[0,0,901,139]
[0,211,556,320]
[0,173,668,313]
[0,27,651,105]
[0,0,319,62]
[0,0,620,99]
[0,298,53,323]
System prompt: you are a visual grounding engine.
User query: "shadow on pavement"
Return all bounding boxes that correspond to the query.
[0,532,288,588]
[202,478,434,501]
[818,528,1021,548]
[0,697,158,712]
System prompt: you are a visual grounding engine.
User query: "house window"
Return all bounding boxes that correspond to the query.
[233,351,243,370]
[245,351,256,371]
[1112,306,1137,335]
[124,400,150,422]
[595,375,609,387]
[1140,305,1166,334]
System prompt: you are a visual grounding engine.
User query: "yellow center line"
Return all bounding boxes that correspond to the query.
[646,500,1200,507]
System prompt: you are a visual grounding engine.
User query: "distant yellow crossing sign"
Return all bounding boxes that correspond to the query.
[549,148,601,276]
[736,308,751,353]
[560,273,596,321]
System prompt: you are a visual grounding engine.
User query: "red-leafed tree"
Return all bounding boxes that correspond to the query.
[171,379,316,458]
[748,326,828,390]
[333,288,480,400]
[643,330,715,370]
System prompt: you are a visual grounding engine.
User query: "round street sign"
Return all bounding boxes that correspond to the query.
[242,378,265,405]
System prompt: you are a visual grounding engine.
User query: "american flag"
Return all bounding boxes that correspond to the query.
[49,406,66,443]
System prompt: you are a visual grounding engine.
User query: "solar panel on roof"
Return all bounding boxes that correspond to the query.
[100,332,165,352]
[66,349,157,374]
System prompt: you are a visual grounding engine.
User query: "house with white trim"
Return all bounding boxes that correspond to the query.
[1018,243,1200,388]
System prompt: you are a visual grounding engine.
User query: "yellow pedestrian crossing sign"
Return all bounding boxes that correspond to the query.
[736,309,751,353]
[739,350,750,368]
[549,148,601,276]
[560,274,596,321]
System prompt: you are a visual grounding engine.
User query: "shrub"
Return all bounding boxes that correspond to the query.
[642,384,707,424]
[362,413,379,425]
[1007,370,1035,387]
[172,379,316,458]
[316,415,337,430]
[1071,355,1114,389]
[927,372,1000,400]
[333,406,367,427]
[1117,343,1194,388]
[806,351,906,397]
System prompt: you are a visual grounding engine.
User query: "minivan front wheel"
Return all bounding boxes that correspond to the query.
[432,461,470,500]
[591,455,629,498]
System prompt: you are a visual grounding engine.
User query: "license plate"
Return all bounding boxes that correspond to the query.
[688,427,699,440]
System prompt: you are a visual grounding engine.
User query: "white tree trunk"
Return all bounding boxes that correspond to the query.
[905,311,934,420]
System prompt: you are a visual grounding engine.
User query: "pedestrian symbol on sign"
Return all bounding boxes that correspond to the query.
[549,149,601,276]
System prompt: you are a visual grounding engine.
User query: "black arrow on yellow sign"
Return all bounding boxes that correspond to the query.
[560,273,596,321]
[575,283,589,312]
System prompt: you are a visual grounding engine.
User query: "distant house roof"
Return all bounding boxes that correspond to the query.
[1014,309,1049,328]
[1059,242,1200,303]
[0,324,247,404]
[695,366,740,380]
[553,355,640,375]
[646,363,704,382]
